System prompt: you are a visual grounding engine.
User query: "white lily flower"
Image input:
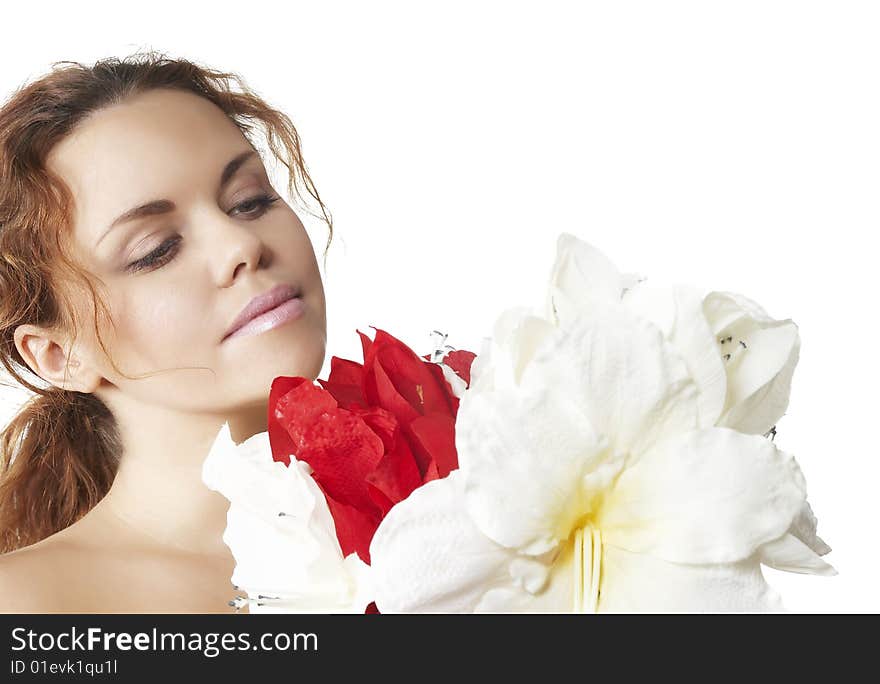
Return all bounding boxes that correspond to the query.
[371,234,835,612]
[702,290,800,436]
[547,233,800,436]
[370,305,813,612]
[201,423,374,613]
[545,233,833,573]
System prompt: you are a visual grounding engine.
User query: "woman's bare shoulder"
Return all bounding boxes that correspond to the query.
[0,536,76,612]
[0,514,241,613]
[0,505,129,612]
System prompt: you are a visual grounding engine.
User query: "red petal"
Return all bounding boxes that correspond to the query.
[317,379,367,410]
[327,356,365,387]
[407,413,459,479]
[366,481,395,517]
[268,376,312,466]
[422,459,440,484]
[278,329,476,571]
[349,405,398,452]
[274,382,384,513]
[323,493,379,564]
[367,358,422,425]
[423,361,458,415]
[357,329,373,361]
[320,356,367,408]
[365,431,423,507]
[372,328,455,415]
[375,345,452,416]
[443,349,477,387]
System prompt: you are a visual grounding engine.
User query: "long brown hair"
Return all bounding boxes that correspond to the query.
[0,50,333,554]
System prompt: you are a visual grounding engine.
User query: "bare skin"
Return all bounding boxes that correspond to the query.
[0,88,328,613]
[0,503,245,614]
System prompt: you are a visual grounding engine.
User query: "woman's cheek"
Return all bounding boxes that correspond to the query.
[123,291,208,358]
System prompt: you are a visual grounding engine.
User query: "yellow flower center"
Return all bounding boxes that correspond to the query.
[572,523,602,613]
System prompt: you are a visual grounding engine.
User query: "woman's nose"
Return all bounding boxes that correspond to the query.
[205,208,269,287]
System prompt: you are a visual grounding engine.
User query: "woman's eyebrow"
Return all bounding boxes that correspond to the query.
[95,149,258,248]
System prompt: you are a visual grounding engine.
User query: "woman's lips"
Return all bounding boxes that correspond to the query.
[222,296,305,342]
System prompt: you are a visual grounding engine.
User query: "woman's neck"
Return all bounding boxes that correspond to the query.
[90,398,269,558]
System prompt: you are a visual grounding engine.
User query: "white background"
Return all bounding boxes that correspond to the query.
[1,1,876,612]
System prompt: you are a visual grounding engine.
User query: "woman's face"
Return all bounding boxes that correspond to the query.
[45,87,327,415]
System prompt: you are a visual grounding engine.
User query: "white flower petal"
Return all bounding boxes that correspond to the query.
[474,307,557,393]
[223,508,372,613]
[620,271,648,294]
[456,385,609,555]
[439,362,468,398]
[475,546,576,613]
[704,289,776,330]
[545,233,623,324]
[598,545,784,612]
[520,306,701,461]
[621,280,677,337]
[598,427,806,564]
[466,335,494,392]
[624,283,728,428]
[202,424,338,562]
[202,423,372,613]
[790,500,832,556]
[758,533,837,577]
[758,499,835,576]
[370,471,527,613]
[719,323,799,434]
[704,291,800,435]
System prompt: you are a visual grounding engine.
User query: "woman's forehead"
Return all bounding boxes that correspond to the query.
[45,89,255,246]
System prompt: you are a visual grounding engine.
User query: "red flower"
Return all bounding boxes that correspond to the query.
[267,327,475,568]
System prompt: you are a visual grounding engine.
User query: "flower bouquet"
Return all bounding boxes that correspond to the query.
[202,233,834,613]
[202,326,475,612]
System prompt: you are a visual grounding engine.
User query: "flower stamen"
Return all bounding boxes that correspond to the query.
[228,593,284,611]
[572,523,603,613]
[718,333,748,367]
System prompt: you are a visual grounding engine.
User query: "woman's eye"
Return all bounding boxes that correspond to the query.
[232,192,282,217]
[126,193,281,273]
[126,235,182,273]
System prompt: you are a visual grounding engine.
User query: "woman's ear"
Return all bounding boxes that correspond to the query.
[12,323,102,393]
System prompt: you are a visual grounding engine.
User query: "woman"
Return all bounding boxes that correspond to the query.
[0,52,332,613]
